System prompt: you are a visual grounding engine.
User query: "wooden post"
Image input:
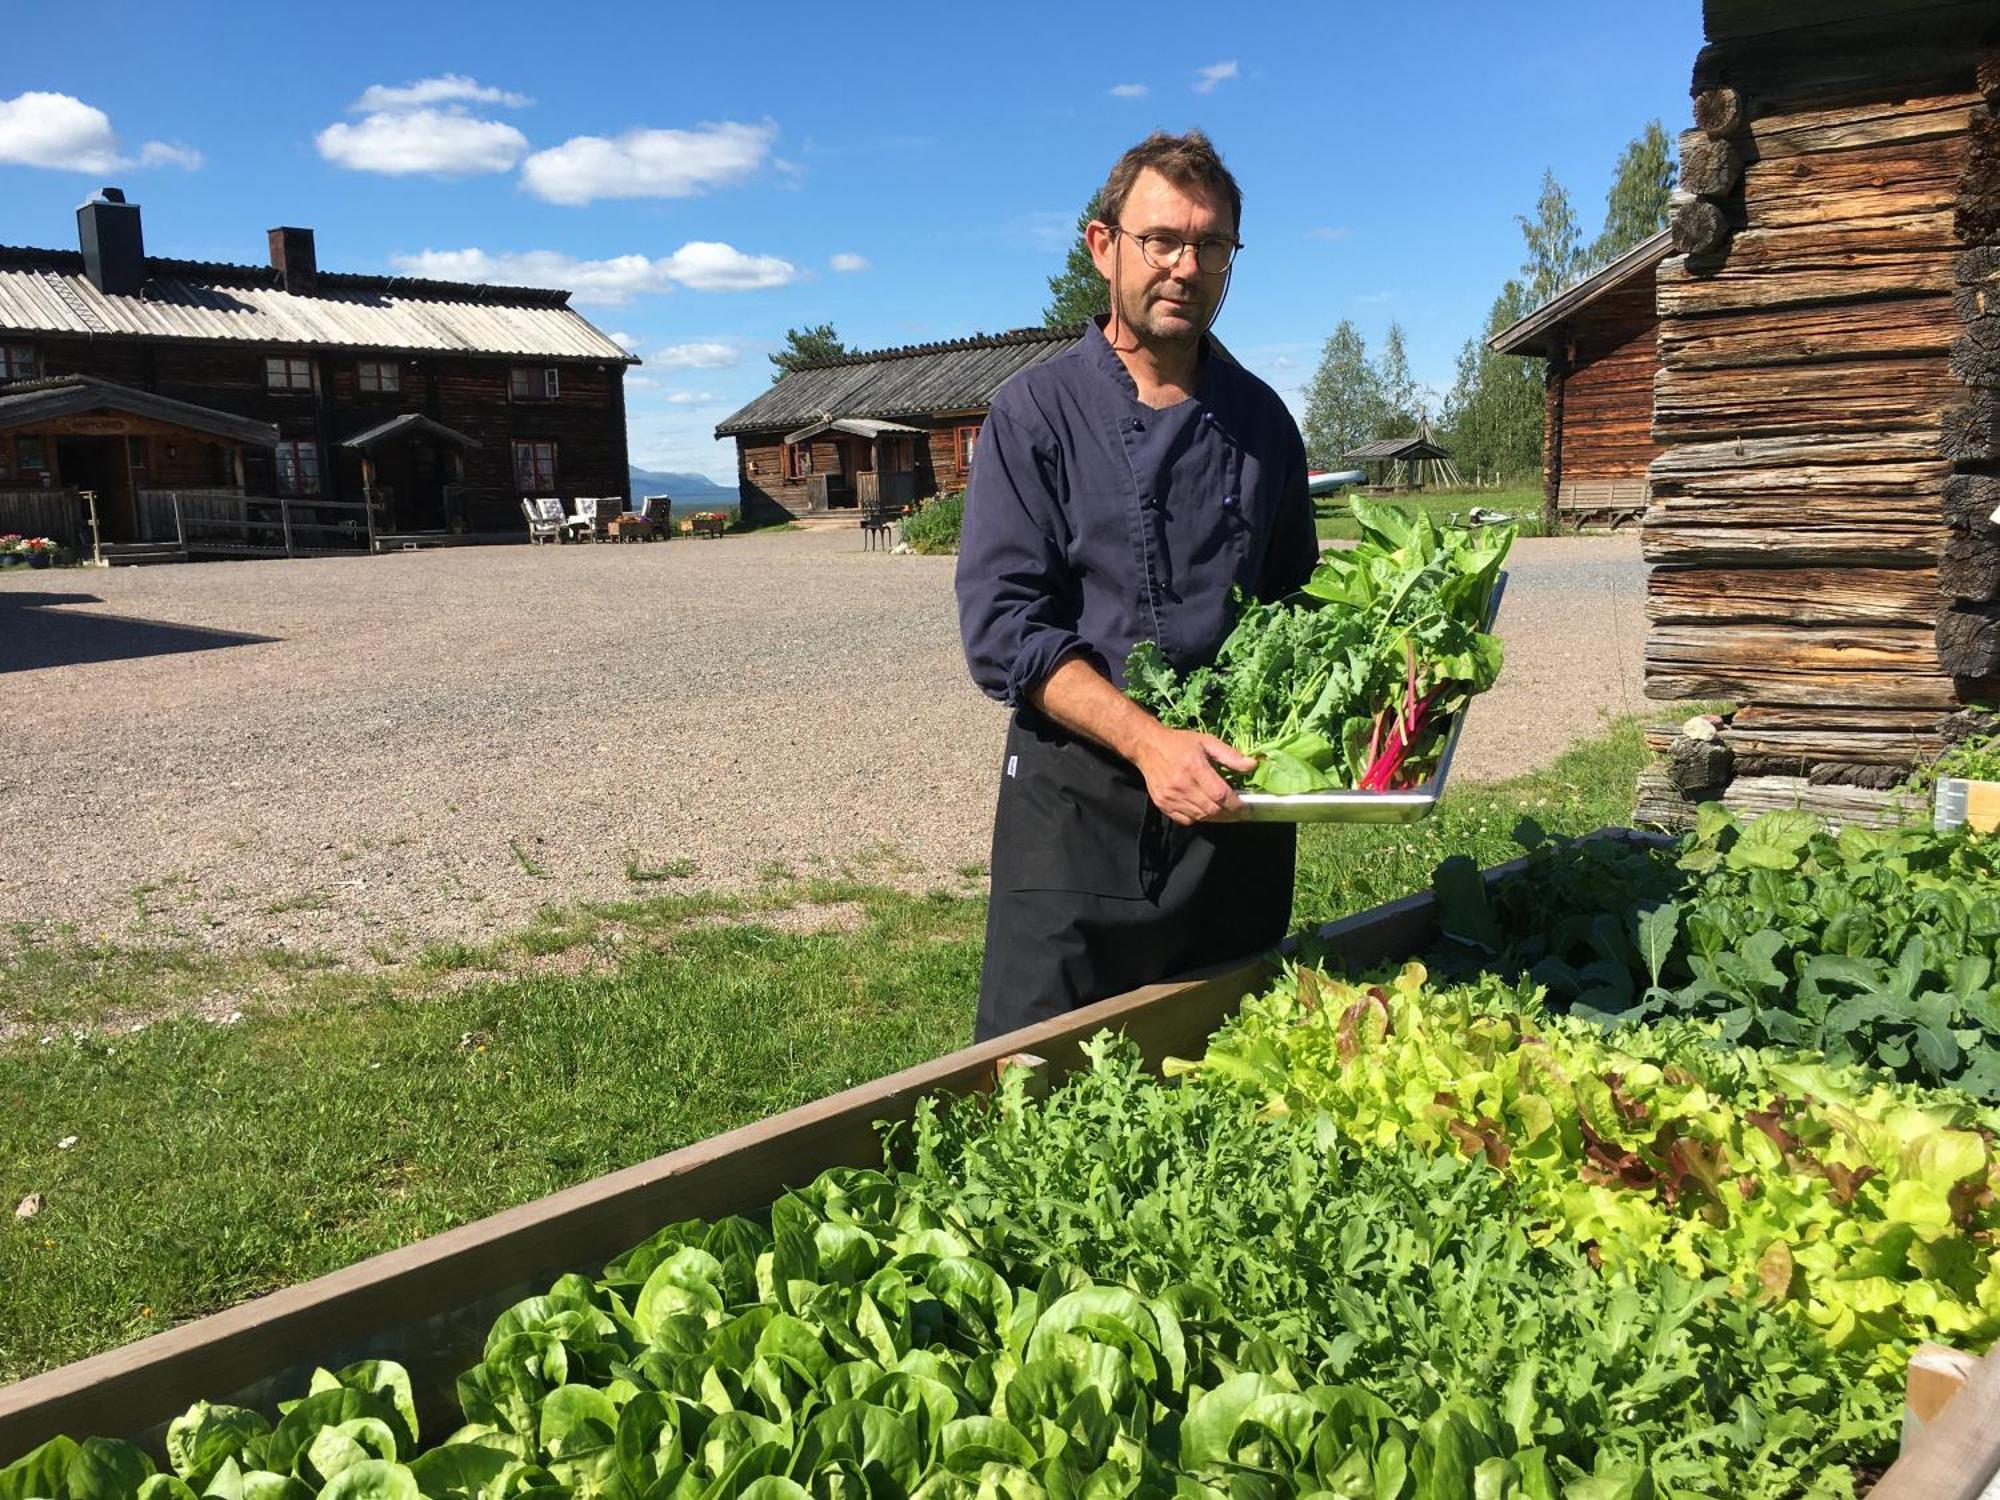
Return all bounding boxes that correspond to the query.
[360,453,379,551]
[280,497,295,558]
[1542,342,1567,535]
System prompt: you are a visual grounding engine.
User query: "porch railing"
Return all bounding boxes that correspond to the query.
[137,490,385,556]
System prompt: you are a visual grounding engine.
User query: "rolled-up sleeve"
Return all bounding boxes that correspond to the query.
[954,399,1085,705]
[1259,422,1320,601]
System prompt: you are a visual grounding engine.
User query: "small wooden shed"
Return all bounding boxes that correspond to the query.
[1490,231,1672,530]
[1637,0,2000,824]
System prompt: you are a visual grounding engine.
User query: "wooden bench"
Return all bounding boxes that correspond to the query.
[1557,477,1648,529]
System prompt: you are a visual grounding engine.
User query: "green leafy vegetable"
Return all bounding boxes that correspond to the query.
[1124,500,1512,793]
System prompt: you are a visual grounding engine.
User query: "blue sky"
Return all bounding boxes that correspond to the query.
[0,0,1702,483]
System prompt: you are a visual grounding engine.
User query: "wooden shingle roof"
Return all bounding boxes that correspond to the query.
[715,326,1082,437]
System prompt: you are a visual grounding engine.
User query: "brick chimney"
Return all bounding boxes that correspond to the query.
[268,226,317,296]
[77,188,145,297]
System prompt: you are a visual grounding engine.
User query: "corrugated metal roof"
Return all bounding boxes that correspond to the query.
[0,374,279,445]
[341,412,480,450]
[781,416,927,444]
[0,247,636,364]
[717,326,1081,436]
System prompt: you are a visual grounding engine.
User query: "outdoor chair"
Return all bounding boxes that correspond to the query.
[640,495,674,537]
[522,496,565,545]
[860,498,899,552]
[563,496,600,543]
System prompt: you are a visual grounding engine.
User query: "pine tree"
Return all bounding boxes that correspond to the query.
[769,324,848,382]
[1590,122,1675,267]
[1302,321,1386,471]
[1043,191,1110,328]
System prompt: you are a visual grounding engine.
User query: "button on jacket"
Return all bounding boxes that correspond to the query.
[956,315,1319,708]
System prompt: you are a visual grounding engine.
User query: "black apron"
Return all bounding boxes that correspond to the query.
[974,707,1296,1042]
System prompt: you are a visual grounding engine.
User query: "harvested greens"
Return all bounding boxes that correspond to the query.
[1124,501,1512,795]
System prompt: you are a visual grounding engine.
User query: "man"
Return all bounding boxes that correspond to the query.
[955,130,1319,1042]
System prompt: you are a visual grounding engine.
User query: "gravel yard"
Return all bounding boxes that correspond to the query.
[0,530,1644,965]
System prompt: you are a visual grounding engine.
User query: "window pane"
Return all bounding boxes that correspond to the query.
[18,437,46,469]
[380,364,399,391]
[127,436,147,469]
[511,368,531,399]
[267,358,287,385]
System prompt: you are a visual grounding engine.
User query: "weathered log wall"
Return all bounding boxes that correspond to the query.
[1641,2,1995,818]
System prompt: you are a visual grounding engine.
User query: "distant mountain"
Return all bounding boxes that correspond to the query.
[629,467,736,509]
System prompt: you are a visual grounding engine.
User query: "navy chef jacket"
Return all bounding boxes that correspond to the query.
[956,315,1320,710]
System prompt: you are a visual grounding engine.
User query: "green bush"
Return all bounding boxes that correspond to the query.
[902,491,964,555]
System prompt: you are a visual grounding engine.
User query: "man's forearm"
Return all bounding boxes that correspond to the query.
[1026,656,1162,766]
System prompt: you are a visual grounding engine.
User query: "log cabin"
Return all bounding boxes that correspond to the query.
[715,326,1082,527]
[1489,231,1672,531]
[0,189,636,561]
[1614,0,2000,825]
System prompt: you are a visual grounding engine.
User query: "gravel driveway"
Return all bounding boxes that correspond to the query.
[0,531,1643,964]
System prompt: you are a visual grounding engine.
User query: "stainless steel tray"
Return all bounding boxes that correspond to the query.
[1219,570,1508,825]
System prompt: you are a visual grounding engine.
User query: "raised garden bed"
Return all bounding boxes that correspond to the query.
[4,825,1997,1496]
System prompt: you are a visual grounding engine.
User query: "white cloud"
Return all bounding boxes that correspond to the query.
[658,241,797,292]
[390,247,660,303]
[389,242,796,304]
[138,140,203,170]
[354,75,531,111]
[1109,83,1148,98]
[1308,226,1352,242]
[829,252,870,273]
[654,342,741,370]
[608,330,639,351]
[0,91,201,173]
[665,391,720,404]
[318,109,527,176]
[1193,60,1239,93]
[520,120,776,205]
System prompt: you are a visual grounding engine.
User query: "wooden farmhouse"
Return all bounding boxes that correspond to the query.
[1490,231,1672,529]
[0,189,636,560]
[715,327,1082,527]
[1500,0,1999,824]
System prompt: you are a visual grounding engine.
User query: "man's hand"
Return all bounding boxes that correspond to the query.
[1131,724,1255,826]
[1028,656,1255,825]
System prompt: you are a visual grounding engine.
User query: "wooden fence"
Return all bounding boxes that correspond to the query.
[0,489,86,550]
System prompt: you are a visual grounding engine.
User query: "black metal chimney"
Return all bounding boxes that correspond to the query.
[268,226,317,296]
[77,188,145,297]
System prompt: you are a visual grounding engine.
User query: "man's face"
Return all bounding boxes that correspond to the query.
[1087,168,1235,347]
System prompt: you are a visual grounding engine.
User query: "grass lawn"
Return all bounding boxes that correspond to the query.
[0,718,1653,1382]
[1315,486,1549,542]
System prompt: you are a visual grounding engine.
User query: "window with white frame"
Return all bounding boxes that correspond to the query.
[0,345,37,381]
[510,366,560,402]
[356,360,400,394]
[275,440,320,495]
[513,440,557,492]
[266,356,313,392]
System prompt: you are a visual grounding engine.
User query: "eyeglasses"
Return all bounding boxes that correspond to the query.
[1110,227,1241,275]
